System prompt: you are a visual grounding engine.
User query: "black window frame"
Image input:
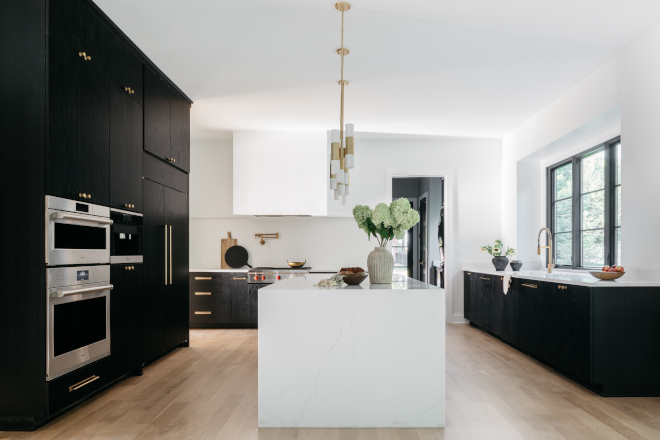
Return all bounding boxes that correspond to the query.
[547,136,620,269]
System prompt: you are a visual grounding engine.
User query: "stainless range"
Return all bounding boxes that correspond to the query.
[248,267,311,284]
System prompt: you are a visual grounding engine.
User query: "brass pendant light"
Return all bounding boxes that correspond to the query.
[330,2,354,205]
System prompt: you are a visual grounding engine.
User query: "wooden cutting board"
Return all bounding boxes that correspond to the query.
[221,232,237,269]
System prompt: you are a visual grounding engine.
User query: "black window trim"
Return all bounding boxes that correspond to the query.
[547,136,620,269]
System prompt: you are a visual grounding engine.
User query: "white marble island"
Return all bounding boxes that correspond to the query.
[258,274,445,428]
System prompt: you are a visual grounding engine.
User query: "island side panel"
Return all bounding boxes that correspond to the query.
[258,288,445,428]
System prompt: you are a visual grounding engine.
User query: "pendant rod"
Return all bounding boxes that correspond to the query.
[340,9,345,144]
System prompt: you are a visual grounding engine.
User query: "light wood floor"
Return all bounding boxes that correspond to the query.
[3,325,660,440]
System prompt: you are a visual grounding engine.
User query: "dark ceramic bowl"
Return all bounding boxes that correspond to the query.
[343,274,368,285]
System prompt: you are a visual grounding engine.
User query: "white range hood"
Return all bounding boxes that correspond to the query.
[233,131,328,216]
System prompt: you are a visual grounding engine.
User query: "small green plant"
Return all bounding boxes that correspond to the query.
[353,198,420,247]
[481,239,516,257]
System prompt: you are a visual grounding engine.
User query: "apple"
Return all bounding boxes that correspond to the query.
[608,267,617,272]
[615,266,624,272]
[602,266,611,272]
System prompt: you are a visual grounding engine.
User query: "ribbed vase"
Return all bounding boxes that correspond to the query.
[367,246,394,284]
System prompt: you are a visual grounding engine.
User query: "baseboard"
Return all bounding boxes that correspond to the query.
[452,313,469,324]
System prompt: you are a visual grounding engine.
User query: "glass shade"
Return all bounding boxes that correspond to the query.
[346,123,354,137]
[338,183,346,196]
[330,177,337,190]
[331,129,340,143]
[331,160,340,174]
[346,154,354,169]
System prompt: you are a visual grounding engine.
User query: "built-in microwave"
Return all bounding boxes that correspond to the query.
[46,265,112,380]
[110,208,143,264]
[46,196,112,266]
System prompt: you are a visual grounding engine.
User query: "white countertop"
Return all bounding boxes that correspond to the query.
[262,273,441,291]
[462,265,660,287]
[189,268,249,273]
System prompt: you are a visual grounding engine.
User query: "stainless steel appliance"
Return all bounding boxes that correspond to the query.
[247,267,311,284]
[110,208,143,264]
[46,196,112,266]
[47,265,112,381]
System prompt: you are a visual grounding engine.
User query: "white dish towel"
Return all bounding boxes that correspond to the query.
[502,274,512,294]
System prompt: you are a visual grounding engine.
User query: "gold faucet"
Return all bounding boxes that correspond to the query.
[537,227,554,273]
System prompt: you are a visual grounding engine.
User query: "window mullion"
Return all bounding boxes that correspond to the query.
[604,141,613,267]
[572,157,581,269]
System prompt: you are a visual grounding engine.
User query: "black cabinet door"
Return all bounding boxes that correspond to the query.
[170,92,190,172]
[491,275,504,336]
[142,179,165,363]
[235,284,259,324]
[501,278,520,347]
[144,67,171,160]
[543,282,562,365]
[108,41,143,105]
[469,273,482,328]
[163,186,189,351]
[49,0,105,68]
[48,41,109,204]
[109,85,142,212]
[476,275,495,333]
[554,285,592,383]
[519,279,545,359]
[463,272,471,321]
[110,264,144,380]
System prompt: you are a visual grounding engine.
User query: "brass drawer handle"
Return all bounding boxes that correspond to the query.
[522,283,537,289]
[480,277,490,281]
[69,375,100,392]
[194,292,212,296]
[467,272,472,275]
[558,285,567,290]
[233,277,247,280]
[195,277,212,280]
[195,311,211,315]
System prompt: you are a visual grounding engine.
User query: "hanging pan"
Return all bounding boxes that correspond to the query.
[224,245,252,269]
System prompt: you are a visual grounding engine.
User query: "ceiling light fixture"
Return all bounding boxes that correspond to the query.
[330,1,354,205]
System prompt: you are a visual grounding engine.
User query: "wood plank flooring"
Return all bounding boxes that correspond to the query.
[3,324,660,439]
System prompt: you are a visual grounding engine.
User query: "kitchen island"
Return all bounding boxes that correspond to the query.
[258,274,445,428]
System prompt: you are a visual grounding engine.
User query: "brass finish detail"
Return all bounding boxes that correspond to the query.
[169,225,173,285]
[88,194,91,199]
[467,272,472,275]
[335,2,351,11]
[166,157,176,163]
[69,375,100,392]
[78,52,91,60]
[195,292,212,296]
[194,311,212,315]
[336,48,349,55]
[287,260,306,268]
[78,193,91,199]
[195,277,212,280]
[522,283,538,289]
[346,137,354,154]
[480,277,490,281]
[537,227,554,273]
[255,233,279,246]
[337,80,349,86]
[332,142,340,160]
[233,277,247,281]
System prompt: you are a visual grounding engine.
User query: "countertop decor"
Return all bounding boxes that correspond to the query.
[480,239,516,271]
[353,199,420,284]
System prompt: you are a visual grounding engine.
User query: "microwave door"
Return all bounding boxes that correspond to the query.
[47,211,111,266]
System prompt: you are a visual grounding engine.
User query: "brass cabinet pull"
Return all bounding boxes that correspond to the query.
[195,277,212,280]
[233,277,247,280]
[194,292,212,296]
[467,272,472,275]
[480,277,490,281]
[79,51,86,58]
[164,226,168,285]
[558,285,568,290]
[522,283,537,289]
[78,192,90,199]
[124,203,134,208]
[87,194,91,199]
[169,225,173,285]
[69,375,99,392]
[195,311,211,315]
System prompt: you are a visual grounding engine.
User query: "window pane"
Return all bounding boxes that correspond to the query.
[556,232,572,266]
[582,149,605,193]
[616,143,621,185]
[582,190,604,229]
[555,199,572,232]
[582,229,604,266]
[391,245,409,267]
[555,163,572,200]
[616,185,621,227]
[393,267,409,278]
[616,228,621,265]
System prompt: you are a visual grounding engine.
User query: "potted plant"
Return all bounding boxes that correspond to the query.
[481,240,516,271]
[353,199,420,284]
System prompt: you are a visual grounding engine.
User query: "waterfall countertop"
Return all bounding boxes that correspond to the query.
[462,265,660,288]
[261,273,441,291]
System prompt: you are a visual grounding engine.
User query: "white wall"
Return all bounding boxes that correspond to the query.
[190,136,501,323]
[502,20,660,271]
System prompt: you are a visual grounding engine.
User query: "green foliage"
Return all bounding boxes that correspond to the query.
[481,239,516,257]
[353,198,420,246]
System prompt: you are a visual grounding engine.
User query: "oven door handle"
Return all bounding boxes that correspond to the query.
[50,212,113,225]
[51,284,113,298]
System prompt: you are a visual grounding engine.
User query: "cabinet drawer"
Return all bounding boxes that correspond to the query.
[189,286,231,303]
[189,273,222,285]
[48,357,109,415]
[190,303,231,324]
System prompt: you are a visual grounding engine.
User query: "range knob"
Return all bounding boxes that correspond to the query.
[276,275,281,280]
[253,275,259,281]
[261,275,266,280]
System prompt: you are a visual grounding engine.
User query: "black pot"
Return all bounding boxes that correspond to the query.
[510,260,523,271]
[492,256,509,271]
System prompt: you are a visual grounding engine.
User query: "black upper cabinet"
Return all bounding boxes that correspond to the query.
[108,41,144,105]
[48,41,109,204]
[109,85,142,212]
[144,67,191,173]
[109,264,144,380]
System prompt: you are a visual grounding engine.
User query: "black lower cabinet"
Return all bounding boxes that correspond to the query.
[189,272,256,328]
[463,272,471,321]
[500,278,520,347]
[47,357,109,416]
[236,284,259,325]
[518,279,545,360]
[109,264,144,380]
[552,284,592,384]
[471,274,501,335]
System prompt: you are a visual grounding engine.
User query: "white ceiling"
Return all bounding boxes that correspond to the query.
[96,0,660,139]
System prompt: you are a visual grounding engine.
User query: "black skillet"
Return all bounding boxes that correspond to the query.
[225,245,252,268]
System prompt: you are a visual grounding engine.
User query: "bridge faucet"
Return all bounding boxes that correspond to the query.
[537,227,554,273]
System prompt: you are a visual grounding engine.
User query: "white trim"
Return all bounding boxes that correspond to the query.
[386,169,455,324]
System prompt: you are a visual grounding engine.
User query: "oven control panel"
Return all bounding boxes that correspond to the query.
[46,195,110,218]
[47,265,110,289]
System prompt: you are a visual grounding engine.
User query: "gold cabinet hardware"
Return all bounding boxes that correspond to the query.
[558,285,568,290]
[78,51,86,58]
[69,375,99,392]
[124,87,135,94]
[195,277,212,280]
[131,204,134,208]
[88,194,91,199]
[194,311,211,315]
[467,272,472,275]
[78,193,91,199]
[255,233,279,246]
[233,277,247,280]
[86,55,91,60]
[194,292,212,296]
[480,277,490,281]
[124,203,135,209]
[166,157,176,163]
[522,283,537,289]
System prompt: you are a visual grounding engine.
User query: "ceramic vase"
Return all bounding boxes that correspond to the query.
[510,260,523,271]
[492,256,509,271]
[367,246,394,284]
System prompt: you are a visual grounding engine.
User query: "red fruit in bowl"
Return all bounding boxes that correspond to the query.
[608,267,617,272]
[602,266,611,272]
[615,266,624,272]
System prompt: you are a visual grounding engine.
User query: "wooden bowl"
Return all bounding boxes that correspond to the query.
[342,274,368,285]
[589,271,625,280]
[287,260,306,268]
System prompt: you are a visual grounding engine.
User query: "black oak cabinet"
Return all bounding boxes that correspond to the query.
[189,273,256,328]
[47,40,110,204]
[518,279,545,360]
[500,277,520,347]
[109,84,143,212]
[109,264,144,381]
[552,284,592,384]
[239,284,260,325]
[463,272,471,321]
